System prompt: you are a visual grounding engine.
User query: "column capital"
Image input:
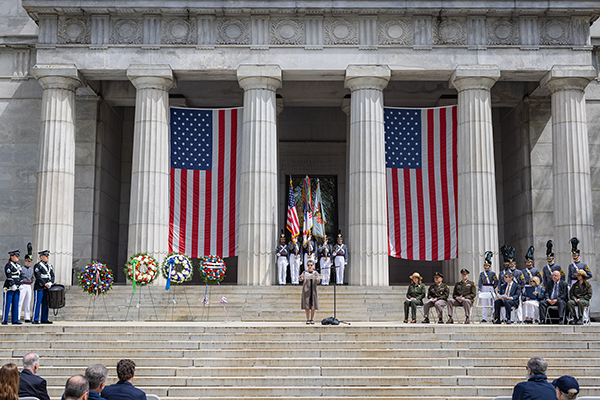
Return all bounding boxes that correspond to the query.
[31,64,83,91]
[341,96,351,116]
[237,65,282,91]
[541,65,597,94]
[127,64,175,91]
[449,65,500,92]
[344,65,390,91]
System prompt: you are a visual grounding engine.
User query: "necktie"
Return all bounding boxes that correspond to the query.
[505,283,510,296]
[551,283,558,300]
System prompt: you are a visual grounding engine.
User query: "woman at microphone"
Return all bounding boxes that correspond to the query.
[300,260,321,324]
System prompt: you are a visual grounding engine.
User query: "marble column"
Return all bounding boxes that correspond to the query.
[126,65,174,273]
[541,66,597,271]
[450,65,500,281]
[237,65,281,285]
[344,65,390,286]
[31,64,83,285]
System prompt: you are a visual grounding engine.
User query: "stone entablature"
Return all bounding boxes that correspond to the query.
[21,3,599,50]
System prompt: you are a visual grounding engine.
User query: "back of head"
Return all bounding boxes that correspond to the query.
[85,364,109,392]
[116,359,136,382]
[553,375,580,399]
[527,357,548,375]
[0,363,20,400]
[22,353,39,370]
[64,375,89,400]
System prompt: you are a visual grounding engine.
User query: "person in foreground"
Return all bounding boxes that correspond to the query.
[85,364,109,400]
[64,375,89,400]
[18,352,51,400]
[299,260,321,324]
[553,375,579,400]
[512,357,556,400]
[0,363,20,400]
[101,359,146,400]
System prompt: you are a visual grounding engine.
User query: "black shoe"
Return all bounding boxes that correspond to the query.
[1,321,7,325]
[481,319,487,323]
[11,321,22,325]
[506,320,512,324]
[24,319,31,323]
[32,321,40,324]
[41,321,53,324]
[559,321,564,325]
[422,317,430,324]
[437,319,444,324]
[493,319,501,324]
[446,318,454,324]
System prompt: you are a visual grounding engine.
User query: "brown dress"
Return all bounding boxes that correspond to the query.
[300,271,321,310]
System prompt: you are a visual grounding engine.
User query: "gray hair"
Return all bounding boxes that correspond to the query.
[64,375,89,400]
[22,353,39,369]
[85,364,109,391]
[504,272,514,279]
[527,357,548,375]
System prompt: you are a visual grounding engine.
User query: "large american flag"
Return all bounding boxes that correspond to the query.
[168,106,242,258]
[385,106,458,261]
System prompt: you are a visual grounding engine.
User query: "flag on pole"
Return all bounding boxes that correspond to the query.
[301,176,313,245]
[286,179,300,239]
[385,106,458,261]
[312,179,326,240]
[168,106,242,258]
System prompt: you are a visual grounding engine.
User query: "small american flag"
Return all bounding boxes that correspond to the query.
[168,107,242,258]
[385,106,458,261]
[286,180,300,239]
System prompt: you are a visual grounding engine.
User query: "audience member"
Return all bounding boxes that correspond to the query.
[101,359,146,400]
[522,276,545,324]
[567,270,592,325]
[64,375,89,400]
[19,352,51,400]
[553,375,579,400]
[494,272,520,324]
[0,363,20,400]
[422,272,449,324]
[403,272,426,323]
[512,357,556,400]
[540,270,569,324]
[85,364,109,399]
[447,268,477,324]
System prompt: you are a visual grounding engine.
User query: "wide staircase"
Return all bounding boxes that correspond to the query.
[1,285,598,400]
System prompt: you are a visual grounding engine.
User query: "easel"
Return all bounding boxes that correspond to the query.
[85,294,111,321]
[124,285,159,321]
[164,284,194,321]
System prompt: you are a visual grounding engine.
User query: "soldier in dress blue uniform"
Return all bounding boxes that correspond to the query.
[332,233,348,285]
[288,236,302,285]
[318,236,332,285]
[522,246,542,284]
[567,237,592,288]
[499,245,511,283]
[303,231,317,271]
[478,251,498,322]
[507,246,526,289]
[33,250,55,324]
[3,250,22,325]
[276,232,289,285]
[542,240,565,287]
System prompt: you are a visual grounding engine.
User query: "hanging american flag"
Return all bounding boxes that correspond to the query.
[168,106,242,258]
[286,180,300,239]
[385,106,458,261]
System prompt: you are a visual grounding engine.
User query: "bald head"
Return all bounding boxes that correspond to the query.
[22,353,40,373]
[64,375,88,400]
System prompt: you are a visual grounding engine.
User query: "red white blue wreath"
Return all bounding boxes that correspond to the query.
[199,255,226,282]
[78,262,113,296]
[162,253,193,290]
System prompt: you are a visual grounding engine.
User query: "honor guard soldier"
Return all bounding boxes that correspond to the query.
[33,250,55,324]
[3,250,22,325]
[506,246,526,290]
[318,236,332,285]
[332,233,348,285]
[523,246,542,283]
[478,251,498,322]
[422,272,449,324]
[447,268,477,324]
[288,236,302,285]
[303,231,317,271]
[276,233,289,285]
[19,243,34,322]
[542,240,565,287]
[499,245,511,282]
[568,237,592,288]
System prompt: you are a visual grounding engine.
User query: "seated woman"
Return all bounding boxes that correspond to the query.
[522,276,545,324]
[0,363,19,400]
[404,272,426,323]
[567,269,593,325]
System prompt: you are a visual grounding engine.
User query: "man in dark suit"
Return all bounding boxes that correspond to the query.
[18,352,51,400]
[101,359,146,400]
[85,364,109,400]
[493,272,521,324]
[539,270,569,324]
[64,375,89,400]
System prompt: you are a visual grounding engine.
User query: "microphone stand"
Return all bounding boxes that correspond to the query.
[326,263,350,325]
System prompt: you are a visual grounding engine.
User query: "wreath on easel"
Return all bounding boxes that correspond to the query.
[199,255,226,282]
[161,253,193,284]
[78,262,113,296]
[125,253,158,287]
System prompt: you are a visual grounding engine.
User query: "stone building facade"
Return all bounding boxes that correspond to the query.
[2,1,600,302]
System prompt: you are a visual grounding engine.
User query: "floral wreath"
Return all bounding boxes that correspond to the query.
[125,253,158,286]
[199,255,226,282]
[78,262,114,296]
[161,253,193,284]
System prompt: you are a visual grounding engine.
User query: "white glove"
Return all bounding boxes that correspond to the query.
[47,282,52,288]
[10,285,17,291]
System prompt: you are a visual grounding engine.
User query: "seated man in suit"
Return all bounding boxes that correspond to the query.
[64,375,89,400]
[101,359,146,400]
[85,364,109,400]
[493,272,521,324]
[539,270,569,324]
[18,352,51,400]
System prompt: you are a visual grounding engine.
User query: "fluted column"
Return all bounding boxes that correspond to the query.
[541,66,597,271]
[237,65,281,285]
[344,65,390,286]
[126,65,174,272]
[450,65,500,281]
[31,64,83,285]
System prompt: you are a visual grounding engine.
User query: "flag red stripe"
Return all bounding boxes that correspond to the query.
[168,169,175,254]
[439,107,451,260]
[216,110,225,256]
[191,169,200,258]
[427,108,438,259]
[403,169,413,258]
[415,169,426,260]
[229,109,238,253]
[391,168,401,257]
[204,170,212,256]
[178,170,188,252]
[452,106,458,218]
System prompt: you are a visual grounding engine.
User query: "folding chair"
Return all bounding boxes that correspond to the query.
[544,305,566,324]
[146,395,161,400]
[474,291,494,323]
